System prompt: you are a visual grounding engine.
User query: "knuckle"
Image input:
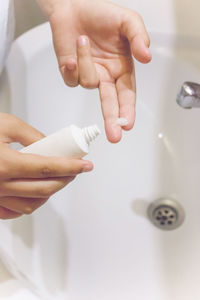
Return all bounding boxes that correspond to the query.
[135,12,143,22]
[0,161,10,179]
[129,10,143,23]
[40,167,53,178]
[23,198,47,215]
[23,206,35,215]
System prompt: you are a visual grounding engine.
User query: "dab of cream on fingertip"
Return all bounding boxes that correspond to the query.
[116,118,129,126]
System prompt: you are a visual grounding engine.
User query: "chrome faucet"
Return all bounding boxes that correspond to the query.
[176,82,200,109]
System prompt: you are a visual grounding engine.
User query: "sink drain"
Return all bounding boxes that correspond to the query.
[147,198,185,230]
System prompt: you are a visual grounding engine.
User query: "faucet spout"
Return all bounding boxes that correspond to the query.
[176,82,200,109]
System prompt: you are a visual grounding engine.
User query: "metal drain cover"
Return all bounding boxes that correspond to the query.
[147,198,185,230]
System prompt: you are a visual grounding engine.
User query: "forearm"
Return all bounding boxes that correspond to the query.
[37,0,104,17]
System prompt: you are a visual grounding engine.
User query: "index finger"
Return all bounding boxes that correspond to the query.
[3,150,93,179]
[99,81,122,143]
[116,71,136,131]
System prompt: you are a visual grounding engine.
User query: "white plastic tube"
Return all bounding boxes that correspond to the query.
[20,124,100,158]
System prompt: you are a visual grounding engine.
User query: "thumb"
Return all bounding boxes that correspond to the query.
[120,11,152,63]
[0,113,45,146]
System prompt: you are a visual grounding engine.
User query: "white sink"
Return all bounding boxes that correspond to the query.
[1,22,200,300]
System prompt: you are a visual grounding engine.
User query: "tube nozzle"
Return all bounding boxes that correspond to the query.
[82,125,101,144]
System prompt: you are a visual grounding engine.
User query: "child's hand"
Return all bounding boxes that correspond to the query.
[37,0,152,143]
[0,113,93,219]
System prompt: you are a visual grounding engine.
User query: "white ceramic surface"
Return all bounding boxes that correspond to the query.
[1,20,200,300]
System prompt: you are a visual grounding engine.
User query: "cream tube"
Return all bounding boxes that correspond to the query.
[20,124,100,158]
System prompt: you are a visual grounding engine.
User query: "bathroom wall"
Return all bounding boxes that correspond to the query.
[13,0,200,38]
[14,0,46,38]
[115,0,200,37]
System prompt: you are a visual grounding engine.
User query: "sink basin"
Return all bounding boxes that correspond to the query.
[0,22,200,300]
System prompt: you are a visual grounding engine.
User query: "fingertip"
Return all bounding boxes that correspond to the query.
[105,122,122,143]
[60,60,79,87]
[143,47,152,63]
[121,121,134,131]
[116,116,135,131]
[118,101,136,131]
[82,161,94,172]
[131,35,152,64]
